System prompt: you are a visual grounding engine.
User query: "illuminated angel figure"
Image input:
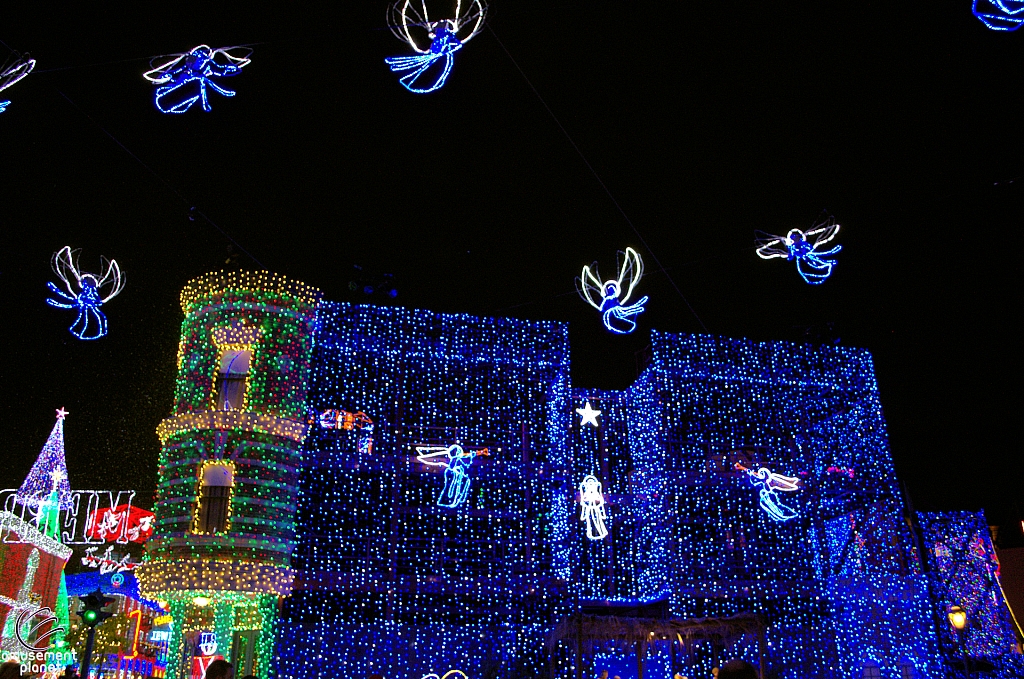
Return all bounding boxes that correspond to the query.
[756,217,842,285]
[385,0,487,93]
[579,474,608,540]
[972,0,1024,31]
[45,246,125,341]
[578,247,649,334]
[0,52,36,113]
[735,463,801,522]
[143,45,252,114]
[416,444,489,508]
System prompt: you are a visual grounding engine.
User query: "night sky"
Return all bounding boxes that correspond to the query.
[1,4,1020,522]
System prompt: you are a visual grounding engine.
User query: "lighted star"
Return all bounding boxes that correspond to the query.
[50,469,66,491]
[55,407,69,420]
[576,401,601,427]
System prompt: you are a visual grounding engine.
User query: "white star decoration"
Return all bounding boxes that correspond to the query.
[576,401,601,427]
[55,407,69,420]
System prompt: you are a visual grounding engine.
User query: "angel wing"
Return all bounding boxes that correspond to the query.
[576,263,604,310]
[451,0,487,43]
[0,54,36,94]
[754,231,789,260]
[388,1,433,52]
[763,469,801,493]
[144,51,194,84]
[805,216,840,248]
[616,247,644,305]
[211,47,252,71]
[95,257,126,303]
[415,444,457,466]
[50,247,82,296]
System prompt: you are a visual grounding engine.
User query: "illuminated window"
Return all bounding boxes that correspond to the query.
[194,463,234,534]
[898,660,917,679]
[859,661,882,679]
[216,349,251,410]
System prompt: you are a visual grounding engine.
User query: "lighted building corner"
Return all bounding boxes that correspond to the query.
[136,271,322,679]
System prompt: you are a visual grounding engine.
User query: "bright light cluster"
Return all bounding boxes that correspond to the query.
[555,333,942,678]
[917,511,1024,672]
[279,301,572,678]
[385,0,487,92]
[142,272,321,679]
[143,45,252,113]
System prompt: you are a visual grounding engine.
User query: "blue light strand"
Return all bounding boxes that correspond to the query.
[385,26,463,93]
[973,0,1024,30]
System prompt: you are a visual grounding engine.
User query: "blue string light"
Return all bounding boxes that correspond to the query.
[44,246,125,341]
[972,0,1024,31]
[385,26,463,93]
[142,45,251,114]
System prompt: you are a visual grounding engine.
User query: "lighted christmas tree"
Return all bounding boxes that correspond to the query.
[16,408,73,510]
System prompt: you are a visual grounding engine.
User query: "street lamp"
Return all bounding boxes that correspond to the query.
[947,605,969,678]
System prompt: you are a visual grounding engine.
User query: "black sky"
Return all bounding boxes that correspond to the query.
[1,3,1020,520]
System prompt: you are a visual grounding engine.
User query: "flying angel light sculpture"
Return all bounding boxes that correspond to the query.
[735,462,801,522]
[143,45,252,114]
[0,53,36,113]
[972,0,1024,30]
[45,246,125,341]
[756,216,842,285]
[579,474,609,540]
[416,444,489,508]
[578,247,649,334]
[385,0,487,93]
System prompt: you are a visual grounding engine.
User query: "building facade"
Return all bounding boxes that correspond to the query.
[143,271,1022,679]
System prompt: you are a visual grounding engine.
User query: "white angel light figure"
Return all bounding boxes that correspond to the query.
[579,474,608,540]
[385,0,487,93]
[735,462,801,522]
[45,246,125,340]
[416,444,489,508]
[577,247,649,335]
[756,216,842,285]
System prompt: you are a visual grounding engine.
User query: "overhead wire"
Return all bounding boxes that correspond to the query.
[486,24,709,333]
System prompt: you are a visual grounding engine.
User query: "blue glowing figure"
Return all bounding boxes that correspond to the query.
[736,463,801,522]
[756,217,842,284]
[0,53,36,113]
[143,45,251,114]
[973,0,1024,30]
[416,444,489,508]
[45,246,125,341]
[578,247,649,335]
[386,0,486,93]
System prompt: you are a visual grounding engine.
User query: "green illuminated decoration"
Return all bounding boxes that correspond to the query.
[137,271,322,679]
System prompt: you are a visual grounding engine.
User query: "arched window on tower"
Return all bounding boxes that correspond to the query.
[193,462,234,534]
[216,348,251,410]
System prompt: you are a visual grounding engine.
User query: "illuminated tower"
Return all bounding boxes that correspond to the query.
[136,271,321,679]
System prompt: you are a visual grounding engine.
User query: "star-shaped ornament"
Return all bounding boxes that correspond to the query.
[576,401,601,427]
[56,407,69,420]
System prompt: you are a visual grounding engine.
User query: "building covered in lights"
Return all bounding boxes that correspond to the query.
[141,271,1023,679]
